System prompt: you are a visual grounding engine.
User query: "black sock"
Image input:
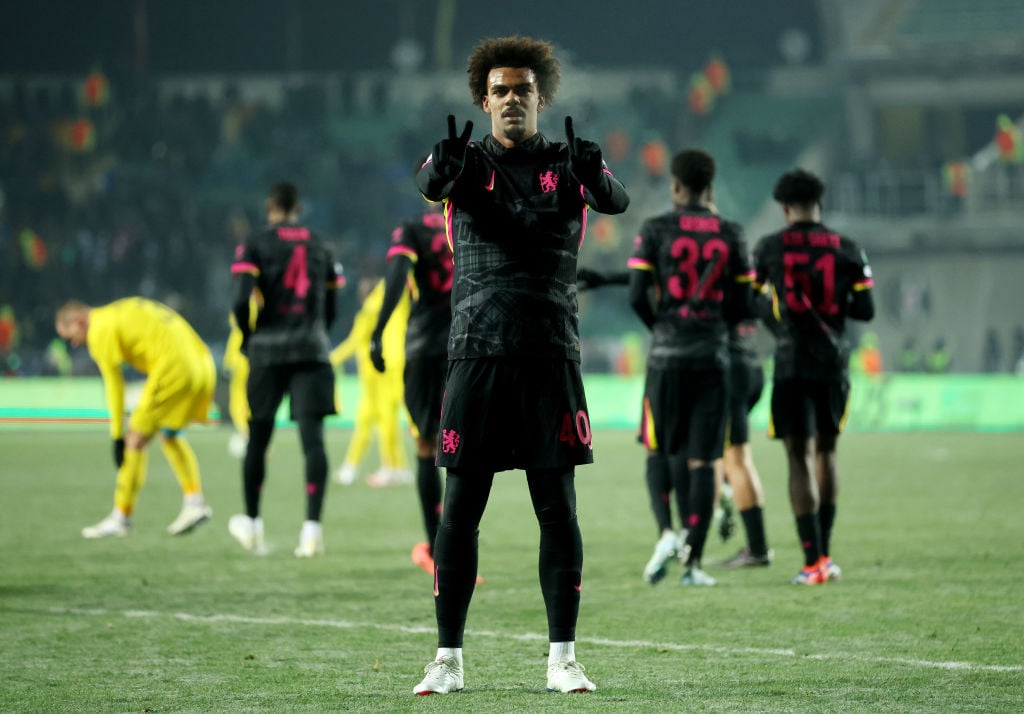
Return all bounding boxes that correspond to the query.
[669,454,691,533]
[417,455,442,552]
[740,506,769,557]
[795,513,823,567]
[683,463,715,565]
[243,420,274,518]
[819,502,836,558]
[434,470,492,648]
[538,515,583,642]
[644,452,672,533]
[434,521,479,648]
[298,418,327,522]
[528,469,582,643]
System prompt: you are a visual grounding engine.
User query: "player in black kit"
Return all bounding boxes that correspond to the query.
[227,181,344,558]
[575,266,772,578]
[411,36,628,696]
[714,319,774,569]
[575,267,687,585]
[368,200,453,576]
[753,169,875,585]
[627,149,753,587]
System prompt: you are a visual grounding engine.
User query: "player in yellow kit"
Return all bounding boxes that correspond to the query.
[55,297,216,538]
[223,315,250,457]
[330,276,411,487]
[223,299,258,458]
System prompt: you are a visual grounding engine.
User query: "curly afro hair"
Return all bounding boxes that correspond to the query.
[466,36,561,106]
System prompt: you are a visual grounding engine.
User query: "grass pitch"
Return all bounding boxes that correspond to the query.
[1,428,1022,712]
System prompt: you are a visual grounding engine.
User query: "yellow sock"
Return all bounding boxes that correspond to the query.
[228,371,250,435]
[380,416,404,469]
[161,436,203,497]
[377,391,408,469]
[113,448,148,517]
[345,421,373,466]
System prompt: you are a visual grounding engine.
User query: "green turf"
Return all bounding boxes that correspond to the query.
[1,428,1022,712]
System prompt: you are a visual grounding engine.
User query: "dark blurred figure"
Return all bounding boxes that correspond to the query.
[898,336,924,373]
[1012,326,1024,375]
[981,328,1003,373]
[927,338,952,374]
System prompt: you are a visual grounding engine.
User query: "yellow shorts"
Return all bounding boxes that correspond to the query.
[130,351,216,435]
[355,373,404,422]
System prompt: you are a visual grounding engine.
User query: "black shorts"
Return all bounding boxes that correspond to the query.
[247,361,337,422]
[404,354,447,440]
[641,366,728,462]
[436,358,594,472]
[727,360,764,446]
[769,377,849,439]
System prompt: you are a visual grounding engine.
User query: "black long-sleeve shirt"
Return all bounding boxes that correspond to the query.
[628,204,754,370]
[753,220,875,380]
[416,132,629,361]
[374,212,452,359]
[230,222,342,366]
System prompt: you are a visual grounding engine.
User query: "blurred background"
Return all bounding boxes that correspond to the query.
[2,0,1023,382]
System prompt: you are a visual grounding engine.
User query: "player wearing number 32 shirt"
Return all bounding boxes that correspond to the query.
[752,168,874,586]
[228,181,345,558]
[627,149,754,585]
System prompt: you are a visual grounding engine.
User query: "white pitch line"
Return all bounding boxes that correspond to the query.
[50,606,1022,674]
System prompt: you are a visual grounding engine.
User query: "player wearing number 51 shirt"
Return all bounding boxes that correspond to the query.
[628,149,754,587]
[228,181,345,558]
[752,168,875,585]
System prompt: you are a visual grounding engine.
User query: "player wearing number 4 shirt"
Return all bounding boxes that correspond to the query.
[229,181,345,558]
[752,168,875,585]
[411,36,628,697]
[628,149,754,587]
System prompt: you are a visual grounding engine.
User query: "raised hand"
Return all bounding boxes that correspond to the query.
[432,114,474,181]
[565,116,604,185]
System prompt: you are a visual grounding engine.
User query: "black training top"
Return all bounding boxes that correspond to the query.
[417,132,629,361]
[231,223,343,366]
[753,221,874,379]
[385,212,453,359]
[629,204,753,370]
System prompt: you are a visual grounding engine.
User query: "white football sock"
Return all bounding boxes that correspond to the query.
[436,647,462,666]
[548,641,575,665]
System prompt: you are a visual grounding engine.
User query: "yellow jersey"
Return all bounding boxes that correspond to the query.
[223,297,259,374]
[330,280,410,376]
[87,297,212,438]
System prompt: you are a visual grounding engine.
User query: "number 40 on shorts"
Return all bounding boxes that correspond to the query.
[559,410,593,450]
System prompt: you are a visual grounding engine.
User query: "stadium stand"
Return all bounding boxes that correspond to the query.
[893,0,1024,45]
[3,2,1024,374]
[698,93,841,226]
